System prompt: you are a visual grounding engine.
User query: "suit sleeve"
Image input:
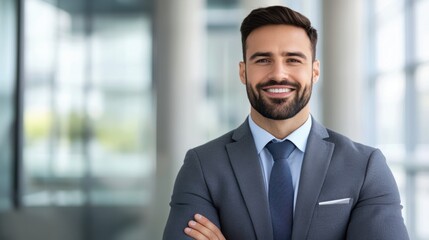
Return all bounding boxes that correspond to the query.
[346,149,409,240]
[163,149,220,240]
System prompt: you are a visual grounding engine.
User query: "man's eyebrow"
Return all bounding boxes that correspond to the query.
[249,52,272,61]
[249,51,308,61]
[284,51,307,60]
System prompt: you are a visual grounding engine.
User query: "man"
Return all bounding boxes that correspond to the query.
[163,5,409,240]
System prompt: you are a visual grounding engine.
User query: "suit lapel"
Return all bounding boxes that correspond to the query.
[226,121,273,240]
[292,119,334,239]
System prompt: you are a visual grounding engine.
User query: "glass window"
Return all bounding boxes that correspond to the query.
[416,173,429,239]
[415,0,429,62]
[0,0,17,210]
[371,0,429,237]
[416,64,429,153]
[88,13,153,205]
[375,2,405,73]
[206,25,248,137]
[375,0,402,13]
[23,0,154,206]
[375,72,406,152]
[23,0,75,205]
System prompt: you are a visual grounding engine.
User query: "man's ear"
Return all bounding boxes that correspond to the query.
[239,61,246,84]
[312,60,320,83]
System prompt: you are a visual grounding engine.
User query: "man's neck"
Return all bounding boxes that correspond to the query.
[250,107,310,139]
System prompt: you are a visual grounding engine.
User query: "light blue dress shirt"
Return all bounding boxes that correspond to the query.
[248,115,312,210]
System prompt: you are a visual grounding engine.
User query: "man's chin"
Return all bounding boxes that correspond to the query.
[265,113,295,121]
[258,106,296,120]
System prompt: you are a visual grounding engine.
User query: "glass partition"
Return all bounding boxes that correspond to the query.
[415,0,429,62]
[0,0,17,210]
[370,0,429,238]
[22,0,154,206]
[416,64,429,155]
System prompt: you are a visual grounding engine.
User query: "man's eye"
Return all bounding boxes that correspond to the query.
[287,58,301,63]
[256,59,270,63]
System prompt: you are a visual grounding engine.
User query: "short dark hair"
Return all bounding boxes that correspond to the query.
[240,5,318,61]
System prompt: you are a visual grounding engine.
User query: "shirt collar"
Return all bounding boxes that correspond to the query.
[248,115,312,154]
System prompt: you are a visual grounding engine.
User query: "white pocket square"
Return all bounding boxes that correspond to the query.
[318,198,352,205]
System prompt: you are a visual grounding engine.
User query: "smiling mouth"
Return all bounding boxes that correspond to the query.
[265,88,293,93]
[260,85,296,100]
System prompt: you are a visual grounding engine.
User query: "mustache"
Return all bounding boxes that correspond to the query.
[256,80,300,89]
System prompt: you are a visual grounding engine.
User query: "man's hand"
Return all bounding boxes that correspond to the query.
[184,214,226,240]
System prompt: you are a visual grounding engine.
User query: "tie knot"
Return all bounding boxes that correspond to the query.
[266,140,295,161]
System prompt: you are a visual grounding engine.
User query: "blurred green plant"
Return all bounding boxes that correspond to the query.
[24,111,52,144]
[94,118,141,153]
[25,110,142,153]
[63,111,84,142]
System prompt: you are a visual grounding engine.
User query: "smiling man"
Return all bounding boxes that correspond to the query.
[163,6,409,240]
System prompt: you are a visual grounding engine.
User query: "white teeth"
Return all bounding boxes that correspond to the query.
[266,88,291,93]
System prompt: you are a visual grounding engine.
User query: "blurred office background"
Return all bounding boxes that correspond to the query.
[0,0,428,239]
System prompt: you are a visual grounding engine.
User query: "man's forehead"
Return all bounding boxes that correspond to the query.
[245,25,312,57]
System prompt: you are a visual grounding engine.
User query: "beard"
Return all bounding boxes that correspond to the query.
[245,77,313,120]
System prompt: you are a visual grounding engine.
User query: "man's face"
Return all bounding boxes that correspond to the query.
[239,25,320,120]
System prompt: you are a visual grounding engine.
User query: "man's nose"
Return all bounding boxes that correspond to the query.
[270,61,289,81]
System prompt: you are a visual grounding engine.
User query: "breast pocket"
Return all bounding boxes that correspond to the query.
[315,201,353,221]
[307,199,354,240]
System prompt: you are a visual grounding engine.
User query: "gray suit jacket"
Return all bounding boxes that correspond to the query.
[163,118,409,240]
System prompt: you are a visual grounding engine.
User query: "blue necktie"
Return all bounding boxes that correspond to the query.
[266,140,295,240]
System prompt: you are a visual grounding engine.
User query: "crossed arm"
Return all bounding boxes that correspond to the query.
[182,149,409,240]
[184,214,225,240]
